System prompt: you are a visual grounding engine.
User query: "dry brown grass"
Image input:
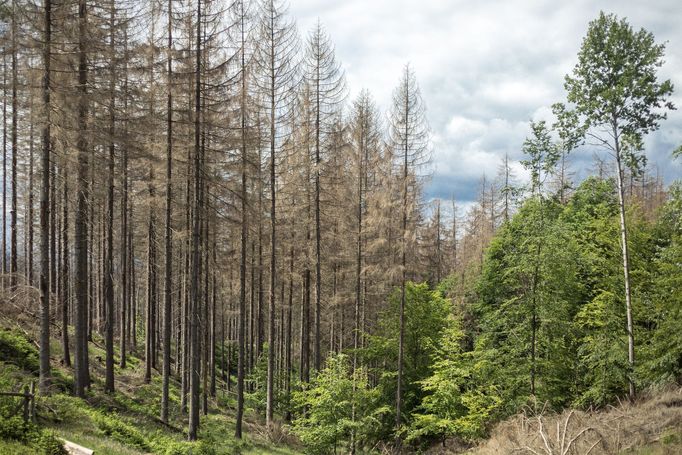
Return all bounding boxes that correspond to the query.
[465,389,682,455]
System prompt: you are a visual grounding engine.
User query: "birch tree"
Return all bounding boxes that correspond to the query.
[562,12,675,399]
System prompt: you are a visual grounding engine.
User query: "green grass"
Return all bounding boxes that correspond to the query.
[55,428,145,455]
[0,438,37,454]
[244,443,302,455]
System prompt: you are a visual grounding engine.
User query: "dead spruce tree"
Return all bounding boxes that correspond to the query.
[388,64,429,432]
[73,0,91,398]
[253,0,298,428]
[39,0,53,394]
[228,0,255,439]
[302,20,345,371]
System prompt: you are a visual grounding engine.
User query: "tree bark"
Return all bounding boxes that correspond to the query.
[3,52,7,283]
[161,0,173,422]
[266,32,277,426]
[119,22,129,369]
[613,119,636,400]
[9,0,18,287]
[39,0,53,395]
[61,167,70,367]
[27,103,35,284]
[235,1,248,437]
[73,0,91,397]
[145,168,157,384]
[103,0,116,394]
[188,0,202,439]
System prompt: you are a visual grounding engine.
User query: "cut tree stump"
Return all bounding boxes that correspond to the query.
[62,439,95,455]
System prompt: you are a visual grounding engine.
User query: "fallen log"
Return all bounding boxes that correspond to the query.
[61,439,94,455]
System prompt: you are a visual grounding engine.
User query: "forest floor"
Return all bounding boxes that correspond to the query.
[0,298,302,455]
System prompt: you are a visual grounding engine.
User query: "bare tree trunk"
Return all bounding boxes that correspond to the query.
[188,0,202,439]
[3,52,7,284]
[257,163,263,359]
[39,0,53,394]
[223,272,229,391]
[302,267,310,383]
[436,201,442,283]
[119,22,129,370]
[161,0,173,422]
[266,43,277,427]
[613,120,635,401]
[50,154,57,317]
[87,181,93,342]
[130,226,137,351]
[504,153,510,222]
[9,0,18,287]
[249,241,255,374]
[103,0,116,394]
[145,169,157,384]
[210,243,217,397]
[61,168,70,367]
[74,0,91,397]
[181,126,191,414]
[27,103,34,284]
[314,74,322,374]
[235,2,248,437]
[285,236,293,421]
[302,137,311,384]
[354,121,364,371]
[202,189,209,416]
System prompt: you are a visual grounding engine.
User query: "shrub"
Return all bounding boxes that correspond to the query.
[162,440,216,455]
[0,330,39,374]
[91,411,151,451]
[39,394,89,424]
[33,430,67,455]
[0,416,32,441]
[0,416,66,455]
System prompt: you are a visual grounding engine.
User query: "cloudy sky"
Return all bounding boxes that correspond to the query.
[290,0,682,207]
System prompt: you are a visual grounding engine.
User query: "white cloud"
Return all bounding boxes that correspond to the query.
[445,116,487,139]
[290,0,682,203]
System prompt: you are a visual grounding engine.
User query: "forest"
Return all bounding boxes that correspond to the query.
[0,0,681,454]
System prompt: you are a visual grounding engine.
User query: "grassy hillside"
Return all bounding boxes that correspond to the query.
[0,308,302,455]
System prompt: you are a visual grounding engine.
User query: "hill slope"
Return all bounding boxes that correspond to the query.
[0,310,301,455]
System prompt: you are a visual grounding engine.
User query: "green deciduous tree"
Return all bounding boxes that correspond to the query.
[561,177,655,406]
[562,12,675,398]
[476,198,582,412]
